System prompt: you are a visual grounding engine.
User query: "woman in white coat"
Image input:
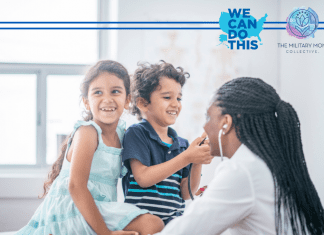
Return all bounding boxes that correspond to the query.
[155,77,324,235]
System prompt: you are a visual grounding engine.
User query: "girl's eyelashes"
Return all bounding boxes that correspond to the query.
[112,89,122,94]
[93,89,122,95]
[163,96,182,101]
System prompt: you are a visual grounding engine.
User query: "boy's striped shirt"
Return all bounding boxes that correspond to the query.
[122,119,191,224]
[124,173,186,222]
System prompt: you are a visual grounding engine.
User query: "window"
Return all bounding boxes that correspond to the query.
[0,0,112,168]
[46,75,84,164]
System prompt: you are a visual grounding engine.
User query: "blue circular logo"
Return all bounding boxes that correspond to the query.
[286,7,319,39]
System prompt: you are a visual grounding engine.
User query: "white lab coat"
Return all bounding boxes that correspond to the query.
[155,144,276,235]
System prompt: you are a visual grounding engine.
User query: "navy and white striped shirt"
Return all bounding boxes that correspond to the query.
[122,119,190,224]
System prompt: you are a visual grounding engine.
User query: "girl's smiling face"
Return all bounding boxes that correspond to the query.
[83,72,130,127]
[142,77,182,128]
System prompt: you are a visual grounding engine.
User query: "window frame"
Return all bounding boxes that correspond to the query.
[0,0,111,169]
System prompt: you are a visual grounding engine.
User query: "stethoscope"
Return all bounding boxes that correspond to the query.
[188,126,226,200]
[188,137,206,200]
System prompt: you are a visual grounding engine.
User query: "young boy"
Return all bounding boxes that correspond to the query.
[122,61,213,224]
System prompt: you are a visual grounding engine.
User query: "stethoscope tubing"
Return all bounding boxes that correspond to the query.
[188,137,207,200]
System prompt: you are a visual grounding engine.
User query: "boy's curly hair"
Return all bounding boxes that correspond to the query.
[130,60,189,120]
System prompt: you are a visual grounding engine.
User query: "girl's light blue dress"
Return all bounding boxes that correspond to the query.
[16,120,149,235]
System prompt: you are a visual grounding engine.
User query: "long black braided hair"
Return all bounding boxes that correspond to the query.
[213,77,324,235]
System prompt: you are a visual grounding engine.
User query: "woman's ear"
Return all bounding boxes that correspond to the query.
[222,114,233,135]
[82,97,90,111]
[136,97,149,112]
[124,94,131,110]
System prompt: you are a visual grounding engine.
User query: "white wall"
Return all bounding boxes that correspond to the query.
[0,170,46,232]
[0,199,43,231]
[2,0,324,232]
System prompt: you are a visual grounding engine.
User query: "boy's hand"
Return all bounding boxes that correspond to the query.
[185,132,213,165]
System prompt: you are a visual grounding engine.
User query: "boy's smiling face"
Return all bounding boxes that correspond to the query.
[141,76,182,128]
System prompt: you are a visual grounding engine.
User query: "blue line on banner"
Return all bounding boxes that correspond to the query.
[263,22,324,24]
[0,21,220,24]
[0,27,222,30]
[0,26,321,30]
[0,27,311,30]
[263,28,286,30]
[0,21,322,25]
[264,22,286,24]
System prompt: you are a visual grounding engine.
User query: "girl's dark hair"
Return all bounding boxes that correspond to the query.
[40,60,130,198]
[131,60,189,120]
[213,77,324,235]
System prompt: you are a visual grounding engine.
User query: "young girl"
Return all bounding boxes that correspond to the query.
[15,60,164,235]
[122,61,213,225]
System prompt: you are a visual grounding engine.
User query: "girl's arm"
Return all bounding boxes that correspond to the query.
[180,163,202,200]
[130,137,212,188]
[69,126,138,235]
[68,125,112,235]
